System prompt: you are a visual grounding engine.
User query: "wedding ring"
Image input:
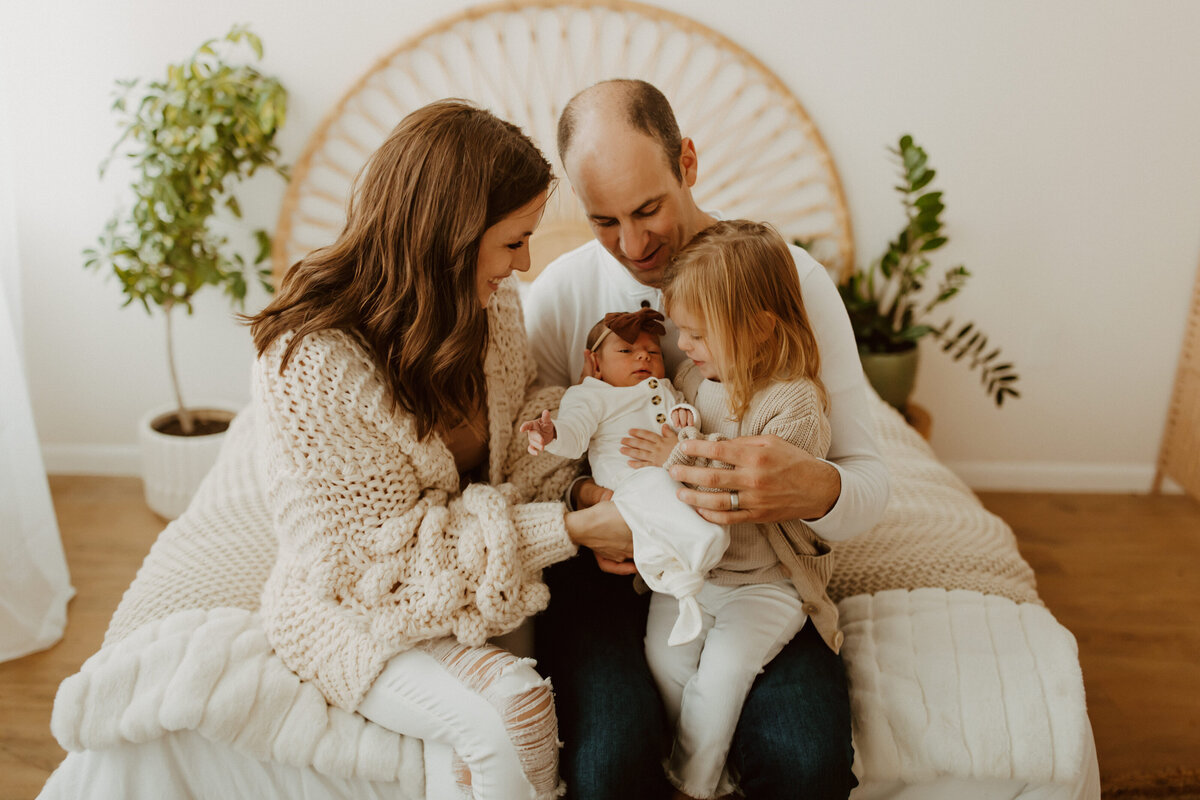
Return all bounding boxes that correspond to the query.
[730,490,740,511]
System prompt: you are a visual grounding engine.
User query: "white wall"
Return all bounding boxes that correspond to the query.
[4,0,1199,489]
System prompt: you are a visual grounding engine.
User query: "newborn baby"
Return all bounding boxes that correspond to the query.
[522,309,727,645]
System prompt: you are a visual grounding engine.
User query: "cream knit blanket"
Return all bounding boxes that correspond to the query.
[53,389,1052,787]
[830,397,1040,605]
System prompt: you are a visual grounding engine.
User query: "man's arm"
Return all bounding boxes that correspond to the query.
[669,435,841,520]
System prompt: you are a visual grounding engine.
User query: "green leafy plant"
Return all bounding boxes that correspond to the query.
[836,135,1020,406]
[84,25,288,433]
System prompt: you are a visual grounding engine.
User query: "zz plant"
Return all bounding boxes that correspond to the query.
[837,135,1021,406]
[84,25,288,433]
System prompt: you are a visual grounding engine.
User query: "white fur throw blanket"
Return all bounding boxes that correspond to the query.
[51,394,1089,790]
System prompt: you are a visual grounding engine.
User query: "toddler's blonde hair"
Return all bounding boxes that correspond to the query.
[663,219,827,420]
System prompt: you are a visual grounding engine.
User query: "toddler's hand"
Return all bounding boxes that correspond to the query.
[519,410,556,455]
[621,425,678,469]
[670,407,694,428]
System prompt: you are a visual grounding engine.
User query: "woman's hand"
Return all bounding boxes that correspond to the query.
[571,477,613,509]
[592,553,638,575]
[668,434,841,524]
[621,425,677,469]
[564,500,637,575]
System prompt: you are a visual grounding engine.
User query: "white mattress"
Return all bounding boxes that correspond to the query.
[40,586,1100,800]
[39,726,1099,800]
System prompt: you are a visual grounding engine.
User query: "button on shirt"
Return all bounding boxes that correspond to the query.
[545,376,698,489]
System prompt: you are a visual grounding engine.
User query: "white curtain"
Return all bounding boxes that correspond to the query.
[0,78,74,661]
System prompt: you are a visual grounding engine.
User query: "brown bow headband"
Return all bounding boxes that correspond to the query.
[591,308,666,351]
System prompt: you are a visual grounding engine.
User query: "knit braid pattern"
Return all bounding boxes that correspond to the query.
[256,281,578,711]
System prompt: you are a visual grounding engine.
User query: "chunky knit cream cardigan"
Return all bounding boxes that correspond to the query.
[254,281,580,711]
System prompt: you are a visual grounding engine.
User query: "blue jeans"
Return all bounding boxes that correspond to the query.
[536,554,857,800]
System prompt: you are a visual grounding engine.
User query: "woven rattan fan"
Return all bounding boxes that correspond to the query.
[273,0,854,284]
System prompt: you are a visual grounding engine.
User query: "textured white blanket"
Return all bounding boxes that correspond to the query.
[51,394,1090,790]
[842,589,1086,786]
[52,607,424,784]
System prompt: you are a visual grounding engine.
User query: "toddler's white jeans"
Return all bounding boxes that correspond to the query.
[358,638,561,800]
[645,579,806,798]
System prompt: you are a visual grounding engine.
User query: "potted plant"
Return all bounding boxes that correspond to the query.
[836,134,1020,411]
[84,25,288,518]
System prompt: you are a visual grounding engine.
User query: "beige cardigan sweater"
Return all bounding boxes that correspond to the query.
[665,360,844,653]
[255,281,580,710]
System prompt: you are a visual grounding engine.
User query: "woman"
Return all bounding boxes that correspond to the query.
[247,100,631,799]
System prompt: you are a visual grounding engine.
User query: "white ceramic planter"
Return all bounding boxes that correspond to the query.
[138,404,238,520]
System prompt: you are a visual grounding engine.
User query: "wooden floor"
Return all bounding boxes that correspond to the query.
[1,477,164,800]
[980,491,1200,797]
[1,477,1198,799]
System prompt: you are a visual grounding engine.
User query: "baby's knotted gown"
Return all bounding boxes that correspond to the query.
[612,465,727,645]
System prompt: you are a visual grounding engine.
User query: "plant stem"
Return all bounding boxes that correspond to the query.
[889,170,923,334]
[164,302,195,435]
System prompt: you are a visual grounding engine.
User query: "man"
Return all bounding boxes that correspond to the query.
[525,79,889,800]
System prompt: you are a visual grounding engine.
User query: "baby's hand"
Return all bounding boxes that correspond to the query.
[519,410,556,455]
[670,407,695,429]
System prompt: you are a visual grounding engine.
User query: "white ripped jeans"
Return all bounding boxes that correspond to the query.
[645,579,806,799]
[358,638,562,800]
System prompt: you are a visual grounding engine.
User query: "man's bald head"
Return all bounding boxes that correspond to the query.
[557,79,683,181]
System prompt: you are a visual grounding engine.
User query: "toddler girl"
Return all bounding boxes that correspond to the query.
[636,219,842,800]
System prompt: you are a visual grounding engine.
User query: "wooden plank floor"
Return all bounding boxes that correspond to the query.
[1,478,1198,798]
[0,477,163,800]
[979,491,1200,796]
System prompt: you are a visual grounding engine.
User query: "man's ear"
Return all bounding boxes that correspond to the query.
[679,137,699,187]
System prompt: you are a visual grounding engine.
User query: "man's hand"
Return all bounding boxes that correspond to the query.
[668,434,841,524]
[519,410,556,455]
[621,425,677,469]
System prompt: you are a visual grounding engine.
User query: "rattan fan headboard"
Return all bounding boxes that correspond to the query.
[273,0,854,284]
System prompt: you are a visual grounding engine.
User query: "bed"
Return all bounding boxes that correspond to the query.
[40,3,1100,798]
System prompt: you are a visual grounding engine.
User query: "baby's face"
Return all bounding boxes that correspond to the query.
[595,330,667,387]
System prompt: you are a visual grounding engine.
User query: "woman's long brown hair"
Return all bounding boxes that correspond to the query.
[247,100,552,439]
